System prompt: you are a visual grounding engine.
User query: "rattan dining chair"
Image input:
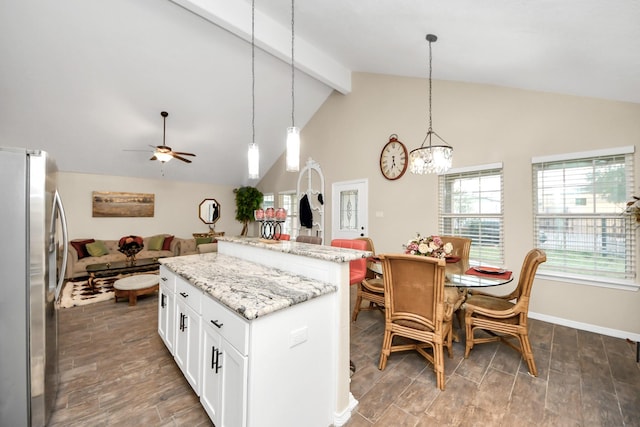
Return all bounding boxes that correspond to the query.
[351,237,385,321]
[463,248,546,376]
[441,236,472,336]
[378,254,453,390]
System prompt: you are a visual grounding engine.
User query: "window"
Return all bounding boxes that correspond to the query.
[439,164,504,266]
[278,191,298,237]
[532,146,635,285]
[262,193,274,209]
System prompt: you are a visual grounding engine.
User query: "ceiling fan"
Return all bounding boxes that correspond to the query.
[149,111,196,163]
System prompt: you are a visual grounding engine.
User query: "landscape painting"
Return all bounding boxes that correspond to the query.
[92,191,155,217]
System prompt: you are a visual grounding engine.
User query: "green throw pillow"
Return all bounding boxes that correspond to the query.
[148,235,165,251]
[195,237,213,246]
[86,240,109,257]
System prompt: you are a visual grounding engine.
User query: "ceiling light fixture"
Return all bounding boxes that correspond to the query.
[409,34,453,175]
[247,0,260,179]
[155,111,173,163]
[285,0,300,172]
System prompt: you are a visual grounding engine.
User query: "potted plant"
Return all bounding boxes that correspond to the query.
[234,186,264,236]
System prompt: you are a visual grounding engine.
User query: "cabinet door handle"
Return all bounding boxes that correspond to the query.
[211,345,216,370]
[182,314,188,330]
[179,292,189,298]
[215,349,222,374]
[179,313,184,331]
[161,294,166,308]
[161,276,167,282]
[210,319,223,329]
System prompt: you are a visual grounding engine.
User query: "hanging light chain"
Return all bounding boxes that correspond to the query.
[291,0,295,127]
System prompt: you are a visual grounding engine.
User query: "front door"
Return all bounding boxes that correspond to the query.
[331,179,368,240]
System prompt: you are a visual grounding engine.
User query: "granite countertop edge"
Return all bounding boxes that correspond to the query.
[160,253,337,321]
[217,236,372,262]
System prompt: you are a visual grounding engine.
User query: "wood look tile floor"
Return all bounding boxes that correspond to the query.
[51,287,640,427]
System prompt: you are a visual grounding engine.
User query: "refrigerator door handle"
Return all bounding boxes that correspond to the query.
[52,190,69,302]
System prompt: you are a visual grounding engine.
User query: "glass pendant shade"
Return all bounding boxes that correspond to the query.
[285,126,300,172]
[409,142,453,174]
[155,151,173,163]
[248,143,259,179]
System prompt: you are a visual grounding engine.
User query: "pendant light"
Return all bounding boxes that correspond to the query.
[285,0,300,172]
[409,34,453,175]
[247,0,260,179]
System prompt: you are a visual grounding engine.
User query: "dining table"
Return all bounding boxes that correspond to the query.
[367,258,514,288]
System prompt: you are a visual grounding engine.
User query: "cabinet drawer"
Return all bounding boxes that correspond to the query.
[159,265,176,293]
[176,276,202,314]
[202,294,249,356]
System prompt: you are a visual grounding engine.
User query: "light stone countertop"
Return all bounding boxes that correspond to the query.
[160,253,337,320]
[217,236,372,262]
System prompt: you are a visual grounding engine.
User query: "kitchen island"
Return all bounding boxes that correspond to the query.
[159,237,371,427]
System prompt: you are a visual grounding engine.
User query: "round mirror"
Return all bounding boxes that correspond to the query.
[199,199,221,224]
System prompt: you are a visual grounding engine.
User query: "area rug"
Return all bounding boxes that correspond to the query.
[59,276,121,308]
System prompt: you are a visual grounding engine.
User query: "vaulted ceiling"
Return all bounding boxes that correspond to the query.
[2,0,638,185]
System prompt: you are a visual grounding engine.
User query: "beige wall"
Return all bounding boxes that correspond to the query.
[258,72,640,338]
[57,172,240,241]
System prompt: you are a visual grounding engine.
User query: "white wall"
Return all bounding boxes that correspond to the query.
[57,172,240,241]
[258,72,640,339]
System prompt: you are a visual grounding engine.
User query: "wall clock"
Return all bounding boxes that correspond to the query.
[379,134,408,180]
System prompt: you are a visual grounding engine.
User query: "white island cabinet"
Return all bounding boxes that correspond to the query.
[159,238,370,427]
[158,266,175,354]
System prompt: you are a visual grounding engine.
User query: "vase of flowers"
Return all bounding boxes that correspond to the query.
[118,235,144,265]
[404,233,453,259]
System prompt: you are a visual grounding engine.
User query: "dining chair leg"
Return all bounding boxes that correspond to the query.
[434,342,445,391]
[351,290,363,321]
[519,333,537,376]
[378,329,392,370]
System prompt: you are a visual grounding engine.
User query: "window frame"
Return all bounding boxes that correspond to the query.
[532,146,637,291]
[278,190,298,238]
[439,163,505,267]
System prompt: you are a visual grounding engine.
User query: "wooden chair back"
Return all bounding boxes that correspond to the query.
[380,254,446,330]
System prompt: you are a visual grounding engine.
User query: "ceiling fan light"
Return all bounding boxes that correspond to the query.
[286,126,300,172]
[155,151,173,163]
[248,142,259,179]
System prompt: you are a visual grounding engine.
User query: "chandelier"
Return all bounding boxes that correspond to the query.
[409,34,453,175]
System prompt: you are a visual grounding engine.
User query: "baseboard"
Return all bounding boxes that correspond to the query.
[333,393,358,426]
[529,311,640,342]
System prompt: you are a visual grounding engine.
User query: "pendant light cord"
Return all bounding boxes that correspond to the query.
[428,36,433,133]
[291,0,295,127]
[251,0,256,146]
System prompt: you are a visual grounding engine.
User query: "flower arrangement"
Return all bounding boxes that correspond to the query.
[404,233,453,259]
[118,235,144,260]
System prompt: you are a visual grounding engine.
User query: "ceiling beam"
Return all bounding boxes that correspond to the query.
[169,0,352,94]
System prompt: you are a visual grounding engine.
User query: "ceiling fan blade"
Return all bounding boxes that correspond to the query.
[173,151,196,157]
[171,153,192,163]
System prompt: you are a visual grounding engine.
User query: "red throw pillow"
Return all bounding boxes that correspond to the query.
[162,235,175,251]
[70,239,95,260]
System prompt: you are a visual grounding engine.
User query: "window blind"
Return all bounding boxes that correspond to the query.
[532,149,635,281]
[439,166,504,266]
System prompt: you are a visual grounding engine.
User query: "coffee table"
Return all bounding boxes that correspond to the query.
[85,258,161,290]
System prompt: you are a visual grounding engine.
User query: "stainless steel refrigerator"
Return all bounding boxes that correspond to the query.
[0,147,68,426]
